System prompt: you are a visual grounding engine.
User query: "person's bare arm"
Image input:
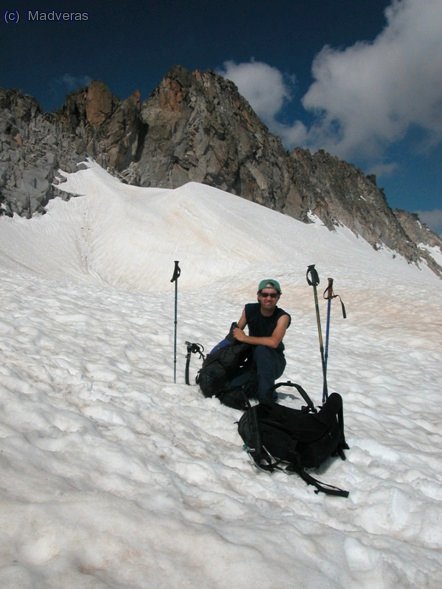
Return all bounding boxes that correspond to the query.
[237,308,247,330]
[233,314,289,349]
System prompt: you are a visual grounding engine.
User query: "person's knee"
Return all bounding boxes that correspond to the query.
[254,345,285,378]
[253,345,272,362]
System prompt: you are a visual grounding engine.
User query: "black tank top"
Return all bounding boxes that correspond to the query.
[245,303,291,352]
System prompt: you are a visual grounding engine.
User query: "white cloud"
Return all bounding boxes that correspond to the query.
[218,60,290,122]
[218,0,442,168]
[217,60,308,143]
[302,0,442,160]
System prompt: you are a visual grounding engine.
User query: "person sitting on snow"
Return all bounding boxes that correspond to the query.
[232,279,291,406]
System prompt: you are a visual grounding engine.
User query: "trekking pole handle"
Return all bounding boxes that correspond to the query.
[306,264,320,287]
[324,277,334,300]
[323,277,347,319]
[170,260,181,283]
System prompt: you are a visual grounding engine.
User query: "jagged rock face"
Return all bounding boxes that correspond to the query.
[290,148,418,261]
[394,209,441,248]
[0,67,440,276]
[135,66,304,216]
[85,81,115,126]
[394,209,442,276]
[0,84,145,216]
[58,83,145,171]
[0,90,58,216]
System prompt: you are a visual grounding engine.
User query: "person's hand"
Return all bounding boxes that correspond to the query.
[233,327,247,342]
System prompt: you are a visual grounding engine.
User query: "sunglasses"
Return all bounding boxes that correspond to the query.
[259,292,279,298]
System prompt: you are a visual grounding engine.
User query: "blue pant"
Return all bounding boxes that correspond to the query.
[253,345,286,405]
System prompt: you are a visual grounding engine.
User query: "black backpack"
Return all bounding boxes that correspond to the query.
[237,382,350,497]
[192,324,257,410]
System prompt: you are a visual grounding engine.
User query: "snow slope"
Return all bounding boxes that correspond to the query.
[0,160,441,588]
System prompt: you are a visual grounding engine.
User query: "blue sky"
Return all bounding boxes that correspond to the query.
[1,0,441,232]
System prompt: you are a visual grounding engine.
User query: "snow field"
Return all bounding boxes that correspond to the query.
[0,160,441,588]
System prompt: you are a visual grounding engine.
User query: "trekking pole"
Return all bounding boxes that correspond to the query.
[323,278,334,376]
[306,264,328,403]
[170,261,181,383]
[323,277,347,375]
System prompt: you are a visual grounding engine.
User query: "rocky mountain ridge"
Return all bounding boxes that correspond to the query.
[1,66,441,276]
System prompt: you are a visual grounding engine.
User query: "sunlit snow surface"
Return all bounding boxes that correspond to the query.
[0,160,441,588]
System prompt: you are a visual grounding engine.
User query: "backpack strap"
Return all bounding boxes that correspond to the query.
[273,381,317,413]
[245,441,350,498]
[286,462,350,497]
